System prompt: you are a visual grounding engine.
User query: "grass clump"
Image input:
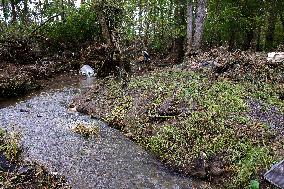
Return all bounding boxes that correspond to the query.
[0,128,21,162]
[72,123,100,138]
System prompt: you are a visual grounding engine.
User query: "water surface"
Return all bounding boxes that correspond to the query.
[0,75,195,189]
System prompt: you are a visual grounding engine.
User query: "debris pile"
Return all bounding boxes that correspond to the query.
[0,161,70,189]
[185,47,284,82]
[0,37,81,97]
[0,38,43,64]
[0,128,70,188]
[80,43,131,77]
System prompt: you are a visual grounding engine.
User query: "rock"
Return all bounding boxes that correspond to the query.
[267,52,284,63]
[80,65,95,77]
[68,104,77,112]
[0,153,16,172]
[17,165,33,175]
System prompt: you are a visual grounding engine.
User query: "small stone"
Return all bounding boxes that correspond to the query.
[0,153,16,172]
[17,165,33,175]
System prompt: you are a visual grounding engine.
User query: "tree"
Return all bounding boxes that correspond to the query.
[1,0,8,23]
[10,0,17,23]
[186,0,193,50]
[193,0,207,50]
[23,0,29,25]
[186,0,207,54]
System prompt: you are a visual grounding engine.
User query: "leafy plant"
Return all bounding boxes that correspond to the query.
[249,180,260,189]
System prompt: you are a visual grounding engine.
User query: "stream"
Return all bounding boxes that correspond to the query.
[0,75,195,189]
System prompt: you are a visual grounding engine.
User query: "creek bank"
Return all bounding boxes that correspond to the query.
[72,49,284,188]
[0,59,80,97]
[0,128,70,188]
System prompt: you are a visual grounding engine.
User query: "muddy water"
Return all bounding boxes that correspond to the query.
[0,75,195,189]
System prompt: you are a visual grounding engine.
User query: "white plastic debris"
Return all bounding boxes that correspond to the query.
[80,65,95,77]
[267,52,284,63]
[142,51,150,61]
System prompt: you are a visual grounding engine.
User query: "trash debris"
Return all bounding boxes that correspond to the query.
[267,52,284,63]
[264,159,284,189]
[80,65,95,77]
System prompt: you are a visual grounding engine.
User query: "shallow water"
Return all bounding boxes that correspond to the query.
[0,76,194,189]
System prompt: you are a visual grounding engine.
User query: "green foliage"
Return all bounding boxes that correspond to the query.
[43,4,100,45]
[249,180,260,189]
[0,0,283,51]
[0,23,35,40]
[234,146,271,187]
[0,128,20,162]
[88,69,282,188]
[204,0,283,50]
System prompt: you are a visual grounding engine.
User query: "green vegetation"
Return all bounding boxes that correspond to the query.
[1,0,283,53]
[249,180,260,189]
[75,66,283,188]
[72,123,100,138]
[0,128,21,162]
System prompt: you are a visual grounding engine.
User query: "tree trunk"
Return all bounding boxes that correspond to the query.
[214,0,221,46]
[243,29,254,50]
[251,27,261,51]
[2,0,8,22]
[265,2,277,50]
[138,0,143,36]
[280,13,284,32]
[228,28,236,51]
[10,0,17,23]
[94,4,112,46]
[61,0,65,21]
[186,0,193,51]
[23,0,29,25]
[169,0,186,63]
[193,0,207,50]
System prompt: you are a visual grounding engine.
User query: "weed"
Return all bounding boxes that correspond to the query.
[72,123,100,138]
[0,128,21,162]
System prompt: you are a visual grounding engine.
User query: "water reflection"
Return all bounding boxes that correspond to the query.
[79,76,95,89]
[0,74,95,108]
